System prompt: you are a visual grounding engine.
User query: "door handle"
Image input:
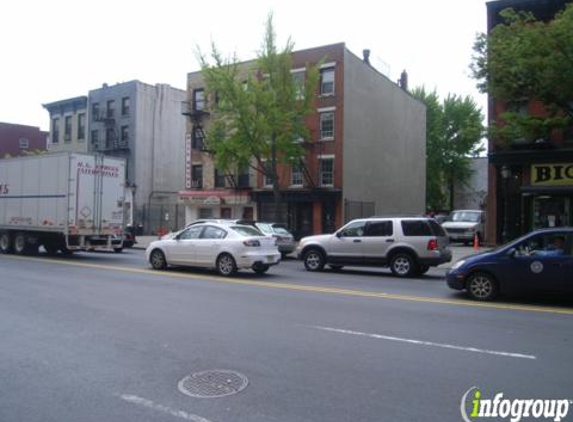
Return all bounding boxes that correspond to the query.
[353,239,362,243]
[386,239,395,243]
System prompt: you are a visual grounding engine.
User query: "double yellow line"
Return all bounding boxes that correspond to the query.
[3,254,573,316]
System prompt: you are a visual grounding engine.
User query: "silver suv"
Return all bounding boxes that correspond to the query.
[296,217,452,277]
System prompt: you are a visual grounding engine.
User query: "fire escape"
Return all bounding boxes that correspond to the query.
[94,109,129,152]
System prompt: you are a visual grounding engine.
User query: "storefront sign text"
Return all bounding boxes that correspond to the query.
[531,163,573,186]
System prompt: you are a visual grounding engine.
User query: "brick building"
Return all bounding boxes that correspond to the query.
[486,0,573,244]
[181,43,426,238]
[0,122,48,158]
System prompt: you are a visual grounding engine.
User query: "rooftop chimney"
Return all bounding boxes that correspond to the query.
[362,49,371,65]
[399,70,408,92]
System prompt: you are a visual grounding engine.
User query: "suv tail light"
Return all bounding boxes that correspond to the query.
[243,239,261,247]
[427,238,438,251]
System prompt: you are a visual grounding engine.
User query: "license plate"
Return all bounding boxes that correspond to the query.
[267,255,274,263]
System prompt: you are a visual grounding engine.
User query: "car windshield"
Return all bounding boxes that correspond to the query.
[256,223,274,234]
[273,227,291,236]
[231,225,263,237]
[449,211,481,223]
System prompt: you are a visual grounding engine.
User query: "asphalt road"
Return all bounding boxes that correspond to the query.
[1,249,572,422]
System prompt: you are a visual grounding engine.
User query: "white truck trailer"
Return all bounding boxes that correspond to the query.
[0,152,126,254]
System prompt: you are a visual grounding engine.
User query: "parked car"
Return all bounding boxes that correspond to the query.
[446,228,573,301]
[296,217,452,277]
[441,210,485,245]
[250,222,296,257]
[146,222,281,276]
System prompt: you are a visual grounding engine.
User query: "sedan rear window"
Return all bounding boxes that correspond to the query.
[231,225,263,237]
[401,220,433,236]
[273,227,291,236]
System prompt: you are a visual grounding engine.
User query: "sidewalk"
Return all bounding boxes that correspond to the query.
[133,236,485,268]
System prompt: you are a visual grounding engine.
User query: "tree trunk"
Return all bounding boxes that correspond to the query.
[271,132,281,222]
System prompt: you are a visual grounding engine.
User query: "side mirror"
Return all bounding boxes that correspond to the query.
[336,231,343,238]
[507,247,517,258]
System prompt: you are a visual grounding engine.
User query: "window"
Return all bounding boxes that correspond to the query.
[19,138,29,149]
[291,161,303,186]
[515,233,571,257]
[91,130,99,146]
[201,226,227,239]
[121,126,129,143]
[52,118,60,144]
[320,112,334,139]
[64,116,72,141]
[262,161,273,187]
[91,103,100,119]
[106,128,115,149]
[339,221,366,237]
[365,221,393,237]
[320,158,334,186]
[214,169,226,188]
[193,89,205,111]
[199,208,213,219]
[231,225,262,237]
[121,97,130,116]
[221,208,232,219]
[192,126,205,149]
[192,165,203,188]
[179,225,203,240]
[428,219,447,237]
[292,69,305,100]
[401,220,433,236]
[77,113,86,140]
[106,100,115,118]
[320,68,335,95]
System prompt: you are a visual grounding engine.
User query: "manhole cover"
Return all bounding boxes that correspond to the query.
[178,370,248,398]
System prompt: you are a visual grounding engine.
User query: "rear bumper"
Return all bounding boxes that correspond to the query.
[236,252,281,269]
[419,249,452,266]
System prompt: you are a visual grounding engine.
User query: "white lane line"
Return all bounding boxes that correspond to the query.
[118,394,214,422]
[312,326,537,360]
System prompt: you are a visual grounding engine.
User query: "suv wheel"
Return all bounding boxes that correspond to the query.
[303,249,325,272]
[390,253,416,277]
[466,272,498,301]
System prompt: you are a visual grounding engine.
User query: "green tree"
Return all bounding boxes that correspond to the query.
[412,88,485,211]
[197,14,320,221]
[471,4,573,143]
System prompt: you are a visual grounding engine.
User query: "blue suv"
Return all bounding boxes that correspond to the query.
[446,228,573,301]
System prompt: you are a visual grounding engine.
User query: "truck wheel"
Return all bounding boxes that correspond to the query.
[0,232,12,254]
[113,247,124,253]
[13,233,28,255]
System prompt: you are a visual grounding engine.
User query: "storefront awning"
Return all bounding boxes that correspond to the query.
[520,186,573,195]
[178,190,251,205]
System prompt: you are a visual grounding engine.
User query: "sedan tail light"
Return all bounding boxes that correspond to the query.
[243,239,261,247]
[427,238,438,251]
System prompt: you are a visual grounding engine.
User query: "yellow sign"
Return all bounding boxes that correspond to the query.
[531,163,573,186]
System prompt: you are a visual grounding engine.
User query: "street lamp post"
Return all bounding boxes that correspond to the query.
[501,165,511,243]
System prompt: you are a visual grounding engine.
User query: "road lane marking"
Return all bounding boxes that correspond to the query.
[2,254,573,316]
[118,394,213,422]
[312,326,537,360]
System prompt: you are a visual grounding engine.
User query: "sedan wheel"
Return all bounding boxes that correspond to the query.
[466,272,498,301]
[303,249,325,272]
[150,249,167,270]
[217,253,237,276]
[390,253,416,277]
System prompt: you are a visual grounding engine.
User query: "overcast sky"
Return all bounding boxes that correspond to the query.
[1,0,487,131]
